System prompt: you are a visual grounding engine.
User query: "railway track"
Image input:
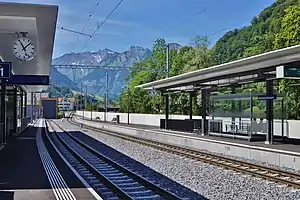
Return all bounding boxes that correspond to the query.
[46,119,182,200]
[69,117,300,189]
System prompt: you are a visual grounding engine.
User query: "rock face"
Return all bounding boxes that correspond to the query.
[50,46,152,99]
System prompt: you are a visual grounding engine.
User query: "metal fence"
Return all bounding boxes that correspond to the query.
[208,118,289,141]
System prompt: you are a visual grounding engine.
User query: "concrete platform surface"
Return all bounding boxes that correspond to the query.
[0,119,98,200]
[77,117,300,153]
[75,117,300,171]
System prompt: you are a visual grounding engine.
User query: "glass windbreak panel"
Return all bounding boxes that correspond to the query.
[6,95,15,135]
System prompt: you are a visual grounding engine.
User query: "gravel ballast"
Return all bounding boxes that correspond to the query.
[56,120,300,200]
[79,118,300,176]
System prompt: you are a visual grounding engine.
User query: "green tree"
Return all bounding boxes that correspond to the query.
[119,0,300,119]
[274,5,300,48]
[274,5,300,119]
[120,39,167,114]
[170,36,213,114]
[169,46,193,76]
[182,36,213,72]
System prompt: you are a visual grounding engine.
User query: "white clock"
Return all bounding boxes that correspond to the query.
[12,37,36,61]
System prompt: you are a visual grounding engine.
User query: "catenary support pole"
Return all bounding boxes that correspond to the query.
[81,81,84,119]
[104,73,108,122]
[164,43,170,129]
[85,85,87,119]
[127,87,130,124]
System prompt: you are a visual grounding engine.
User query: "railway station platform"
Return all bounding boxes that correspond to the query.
[0,2,57,151]
[0,121,55,200]
[74,116,300,171]
[0,119,97,200]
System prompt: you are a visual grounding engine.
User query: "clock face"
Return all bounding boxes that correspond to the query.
[12,37,36,61]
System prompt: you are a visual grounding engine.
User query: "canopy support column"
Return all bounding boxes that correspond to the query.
[165,93,169,130]
[231,87,236,124]
[238,99,242,126]
[24,93,27,117]
[189,92,193,119]
[20,91,23,118]
[266,80,274,144]
[30,92,33,123]
[201,89,207,135]
[12,88,17,134]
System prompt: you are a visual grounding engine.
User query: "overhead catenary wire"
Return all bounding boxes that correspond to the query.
[79,0,125,53]
[163,8,207,36]
[56,1,102,51]
[163,1,290,45]
[80,1,101,34]
[72,1,101,51]
[206,1,288,40]
[60,27,92,37]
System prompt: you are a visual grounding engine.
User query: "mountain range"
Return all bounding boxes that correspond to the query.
[49,45,158,99]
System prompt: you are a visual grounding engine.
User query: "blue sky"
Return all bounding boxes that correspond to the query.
[4,0,275,58]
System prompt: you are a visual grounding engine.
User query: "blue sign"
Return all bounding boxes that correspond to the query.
[258,94,277,100]
[0,62,11,79]
[284,66,300,78]
[7,75,49,85]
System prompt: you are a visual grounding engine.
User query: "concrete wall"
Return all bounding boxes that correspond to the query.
[75,117,300,171]
[76,111,300,139]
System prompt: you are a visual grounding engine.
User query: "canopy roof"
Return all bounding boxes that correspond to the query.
[136,44,300,91]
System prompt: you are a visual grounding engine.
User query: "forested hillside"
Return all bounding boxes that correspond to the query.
[119,0,300,119]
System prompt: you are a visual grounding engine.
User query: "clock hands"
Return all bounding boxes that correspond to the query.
[14,37,36,61]
[24,42,33,49]
[18,40,33,59]
[18,40,33,51]
[18,40,26,51]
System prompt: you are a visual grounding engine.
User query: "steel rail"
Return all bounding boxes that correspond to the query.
[70,117,300,189]
[50,119,181,200]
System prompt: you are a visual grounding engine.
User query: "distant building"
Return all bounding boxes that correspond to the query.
[57,98,75,111]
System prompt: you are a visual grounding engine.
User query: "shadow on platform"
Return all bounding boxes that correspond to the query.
[0,191,14,200]
[0,124,207,200]
[0,127,48,190]
[0,126,87,199]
